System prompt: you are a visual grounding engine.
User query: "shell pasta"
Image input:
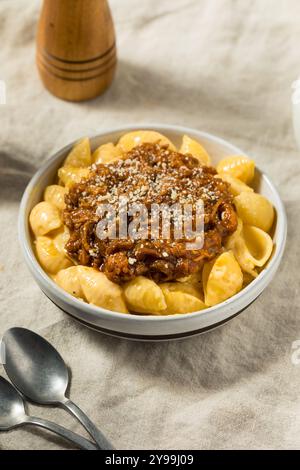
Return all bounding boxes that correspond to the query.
[234,191,274,232]
[226,220,273,277]
[203,251,243,306]
[29,131,275,315]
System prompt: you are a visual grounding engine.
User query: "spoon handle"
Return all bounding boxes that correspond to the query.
[25,416,98,450]
[62,399,114,450]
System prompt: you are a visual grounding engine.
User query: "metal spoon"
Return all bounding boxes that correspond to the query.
[2,328,114,450]
[0,376,97,450]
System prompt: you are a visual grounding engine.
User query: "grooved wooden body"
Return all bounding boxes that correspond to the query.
[36,0,117,101]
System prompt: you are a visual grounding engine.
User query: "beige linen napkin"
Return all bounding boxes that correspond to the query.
[0,0,300,449]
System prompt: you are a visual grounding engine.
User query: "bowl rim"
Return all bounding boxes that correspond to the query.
[18,123,287,324]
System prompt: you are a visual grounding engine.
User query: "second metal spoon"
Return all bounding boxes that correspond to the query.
[2,327,114,450]
[0,376,97,450]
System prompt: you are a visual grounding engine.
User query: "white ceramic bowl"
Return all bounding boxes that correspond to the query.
[19,124,287,341]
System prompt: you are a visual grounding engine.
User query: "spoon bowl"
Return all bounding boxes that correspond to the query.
[0,376,26,430]
[3,328,68,404]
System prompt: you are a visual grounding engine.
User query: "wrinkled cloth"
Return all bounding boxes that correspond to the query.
[0,0,300,450]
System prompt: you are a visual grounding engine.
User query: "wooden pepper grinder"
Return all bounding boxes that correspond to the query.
[36,0,117,102]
